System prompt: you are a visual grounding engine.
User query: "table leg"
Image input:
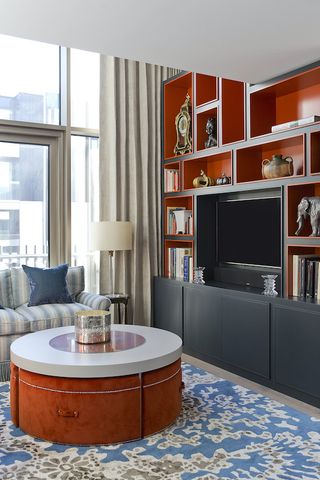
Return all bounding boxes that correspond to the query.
[118,303,121,324]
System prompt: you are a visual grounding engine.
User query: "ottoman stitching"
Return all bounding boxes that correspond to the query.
[19,378,141,395]
[143,368,181,389]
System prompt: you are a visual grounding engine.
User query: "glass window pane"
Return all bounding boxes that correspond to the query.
[71,136,99,290]
[0,141,49,269]
[0,34,60,124]
[71,49,99,129]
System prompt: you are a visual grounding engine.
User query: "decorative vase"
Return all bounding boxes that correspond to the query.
[193,266,205,284]
[261,154,293,179]
[261,275,278,296]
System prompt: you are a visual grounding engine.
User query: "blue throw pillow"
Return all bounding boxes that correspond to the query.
[0,304,4,309]
[22,264,74,307]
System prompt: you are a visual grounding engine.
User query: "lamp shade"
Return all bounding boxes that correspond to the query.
[90,221,132,252]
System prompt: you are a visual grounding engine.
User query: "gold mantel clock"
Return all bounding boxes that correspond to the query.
[174,93,192,156]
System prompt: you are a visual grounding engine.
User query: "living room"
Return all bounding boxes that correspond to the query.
[1,1,320,479]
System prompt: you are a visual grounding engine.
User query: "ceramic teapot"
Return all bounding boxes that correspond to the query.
[262,154,293,179]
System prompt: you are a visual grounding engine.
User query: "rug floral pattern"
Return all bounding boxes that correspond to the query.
[0,363,320,479]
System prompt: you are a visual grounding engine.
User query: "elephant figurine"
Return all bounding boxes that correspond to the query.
[295,196,320,237]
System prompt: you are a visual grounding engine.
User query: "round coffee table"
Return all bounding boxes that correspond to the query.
[10,325,182,445]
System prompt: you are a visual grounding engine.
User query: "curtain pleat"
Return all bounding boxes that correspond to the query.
[99,56,179,325]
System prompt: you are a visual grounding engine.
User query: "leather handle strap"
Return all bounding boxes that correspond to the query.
[57,409,79,418]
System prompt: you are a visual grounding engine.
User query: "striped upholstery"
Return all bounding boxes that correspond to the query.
[0,308,29,336]
[11,267,30,308]
[76,292,111,310]
[0,270,14,309]
[0,265,111,382]
[0,334,22,363]
[15,302,92,332]
[66,266,85,300]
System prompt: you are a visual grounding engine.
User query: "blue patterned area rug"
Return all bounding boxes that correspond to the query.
[1,363,320,480]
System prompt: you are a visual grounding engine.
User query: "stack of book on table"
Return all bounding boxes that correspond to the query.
[271,115,320,133]
[164,168,179,192]
[292,254,320,298]
[168,247,193,281]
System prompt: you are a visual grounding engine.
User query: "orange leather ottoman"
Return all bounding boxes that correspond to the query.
[10,325,182,445]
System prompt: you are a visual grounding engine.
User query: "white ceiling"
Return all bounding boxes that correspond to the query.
[1,0,320,84]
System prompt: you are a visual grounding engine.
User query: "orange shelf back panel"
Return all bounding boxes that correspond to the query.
[236,135,304,184]
[184,152,232,189]
[221,79,245,145]
[163,73,193,160]
[287,182,320,237]
[250,67,320,137]
[196,74,218,106]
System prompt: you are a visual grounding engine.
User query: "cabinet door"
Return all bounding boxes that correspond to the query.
[221,295,270,379]
[184,285,221,360]
[273,304,320,399]
[152,277,183,338]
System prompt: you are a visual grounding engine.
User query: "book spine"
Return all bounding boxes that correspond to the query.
[315,261,320,299]
[292,254,299,296]
[183,255,189,282]
[189,256,193,282]
[306,260,314,297]
[298,258,307,297]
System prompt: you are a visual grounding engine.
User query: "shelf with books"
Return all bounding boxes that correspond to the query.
[250,66,320,138]
[163,72,193,161]
[236,135,305,184]
[196,107,218,152]
[163,161,180,193]
[164,239,194,281]
[221,78,246,145]
[195,73,218,107]
[164,195,193,236]
[310,130,320,175]
[287,181,320,238]
[287,245,320,298]
[183,151,232,190]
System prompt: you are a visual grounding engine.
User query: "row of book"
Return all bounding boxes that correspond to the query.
[271,115,320,133]
[168,247,193,282]
[164,168,179,192]
[166,207,193,235]
[292,254,320,298]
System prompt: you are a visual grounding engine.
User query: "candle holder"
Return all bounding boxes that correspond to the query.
[261,274,278,296]
[193,266,205,284]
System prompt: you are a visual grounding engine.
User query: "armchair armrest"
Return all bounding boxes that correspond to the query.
[75,292,111,311]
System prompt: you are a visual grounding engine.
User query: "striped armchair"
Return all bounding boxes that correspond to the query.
[0,266,111,381]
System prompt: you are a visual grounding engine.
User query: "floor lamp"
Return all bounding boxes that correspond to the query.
[90,221,132,295]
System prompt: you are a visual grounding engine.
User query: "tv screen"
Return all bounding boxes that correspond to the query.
[217,197,281,267]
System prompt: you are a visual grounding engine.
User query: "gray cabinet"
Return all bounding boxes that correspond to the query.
[273,304,320,400]
[152,277,183,338]
[152,276,320,407]
[221,295,270,379]
[184,285,221,360]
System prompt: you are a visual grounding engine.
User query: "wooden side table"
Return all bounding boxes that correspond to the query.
[103,293,130,324]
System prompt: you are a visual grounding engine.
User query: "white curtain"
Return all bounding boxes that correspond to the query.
[99,56,179,325]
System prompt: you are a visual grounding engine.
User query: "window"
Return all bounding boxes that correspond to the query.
[0,35,60,125]
[71,135,99,289]
[0,141,49,269]
[70,49,100,129]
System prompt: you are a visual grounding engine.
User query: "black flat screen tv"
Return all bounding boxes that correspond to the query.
[217,197,281,268]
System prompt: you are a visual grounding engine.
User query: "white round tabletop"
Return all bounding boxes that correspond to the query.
[10,325,182,378]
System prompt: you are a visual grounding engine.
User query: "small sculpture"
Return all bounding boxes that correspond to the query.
[216,173,231,185]
[204,117,217,149]
[193,170,215,188]
[295,196,320,237]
